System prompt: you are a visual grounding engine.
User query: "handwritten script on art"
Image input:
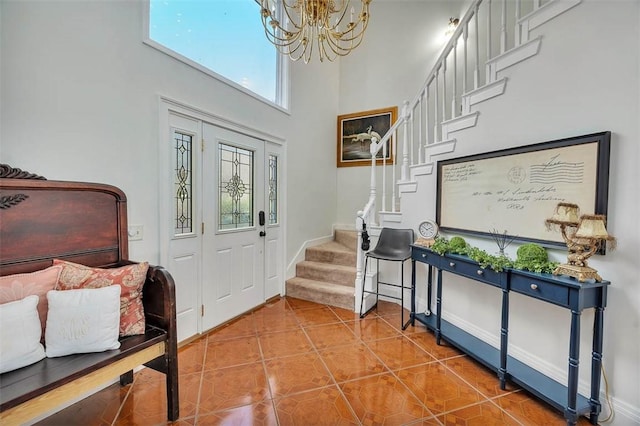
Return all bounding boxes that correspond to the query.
[439,143,598,243]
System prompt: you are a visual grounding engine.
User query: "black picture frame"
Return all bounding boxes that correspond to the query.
[436,131,611,249]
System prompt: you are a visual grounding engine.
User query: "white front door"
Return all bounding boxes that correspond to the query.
[201,124,265,331]
[161,100,285,342]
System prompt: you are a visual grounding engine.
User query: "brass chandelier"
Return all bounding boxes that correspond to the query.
[256,0,371,63]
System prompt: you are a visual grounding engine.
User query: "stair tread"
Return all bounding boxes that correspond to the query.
[286,277,354,294]
[311,241,355,253]
[298,260,355,272]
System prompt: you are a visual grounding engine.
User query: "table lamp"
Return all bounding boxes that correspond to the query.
[545,203,615,282]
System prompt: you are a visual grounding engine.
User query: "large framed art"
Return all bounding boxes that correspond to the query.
[337,106,397,167]
[436,132,611,247]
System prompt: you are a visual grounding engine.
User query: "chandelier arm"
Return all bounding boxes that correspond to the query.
[261,12,303,47]
[324,28,367,56]
[330,4,350,31]
[331,16,369,43]
[263,25,302,48]
[280,0,303,31]
[287,38,305,56]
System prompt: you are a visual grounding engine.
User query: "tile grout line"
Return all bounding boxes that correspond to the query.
[376,310,529,425]
[373,309,508,423]
[254,310,282,426]
[297,308,364,426]
[332,303,443,424]
[110,373,137,426]
[192,333,209,424]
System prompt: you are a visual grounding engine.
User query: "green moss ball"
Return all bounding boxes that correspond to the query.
[516,243,548,263]
[449,236,467,253]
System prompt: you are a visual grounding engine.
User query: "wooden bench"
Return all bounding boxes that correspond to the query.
[0,165,179,425]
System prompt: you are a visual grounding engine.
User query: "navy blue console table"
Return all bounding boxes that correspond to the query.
[410,245,609,426]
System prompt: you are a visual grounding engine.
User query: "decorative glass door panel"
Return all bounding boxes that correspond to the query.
[218,143,254,231]
[174,131,193,236]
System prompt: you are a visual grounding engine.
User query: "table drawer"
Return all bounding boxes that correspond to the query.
[441,257,507,288]
[412,247,440,267]
[510,274,569,307]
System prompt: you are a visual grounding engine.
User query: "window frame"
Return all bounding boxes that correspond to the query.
[142,0,290,113]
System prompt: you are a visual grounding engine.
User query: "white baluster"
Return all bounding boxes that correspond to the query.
[442,58,447,123]
[486,0,492,83]
[434,65,440,141]
[391,129,397,212]
[452,42,458,119]
[401,100,410,182]
[410,111,415,166]
[463,21,468,97]
[424,87,430,162]
[368,142,377,226]
[474,3,480,89]
[515,0,521,46]
[381,136,386,212]
[418,93,423,164]
[501,0,507,54]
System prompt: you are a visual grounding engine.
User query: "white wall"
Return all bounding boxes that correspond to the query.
[371,0,639,421]
[0,0,339,267]
[335,0,469,226]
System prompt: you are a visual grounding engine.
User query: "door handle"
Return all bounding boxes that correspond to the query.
[258,211,266,237]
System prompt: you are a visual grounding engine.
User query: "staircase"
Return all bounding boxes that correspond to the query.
[285,230,357,310]
[355,0,583,313]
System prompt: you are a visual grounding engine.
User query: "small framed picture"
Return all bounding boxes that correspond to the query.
[337,106,397,167]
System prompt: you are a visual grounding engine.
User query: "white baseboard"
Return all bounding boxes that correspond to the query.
[418,296,640,425]
[286,233,334,279]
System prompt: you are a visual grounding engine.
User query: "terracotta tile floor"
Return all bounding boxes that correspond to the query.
[36,297,595,426]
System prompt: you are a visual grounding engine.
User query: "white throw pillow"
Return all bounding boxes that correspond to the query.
[0,295,46,373]
[45,285,121,358]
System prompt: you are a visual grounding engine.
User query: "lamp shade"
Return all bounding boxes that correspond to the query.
[549,202,580,225]
[575,214,609,239]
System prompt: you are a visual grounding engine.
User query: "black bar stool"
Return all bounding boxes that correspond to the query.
[359,227,414,329]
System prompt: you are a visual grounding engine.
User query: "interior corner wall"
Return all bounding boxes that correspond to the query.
[335,0,468,226]
[398,0,640,419]
[0,1,339,267]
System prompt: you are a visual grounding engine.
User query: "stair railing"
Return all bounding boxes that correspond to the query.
[355,0,582,311]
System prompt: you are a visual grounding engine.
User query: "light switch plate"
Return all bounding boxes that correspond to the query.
[128,225,143,241]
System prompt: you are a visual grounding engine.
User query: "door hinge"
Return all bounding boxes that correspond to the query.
[201,139,205,152]
[201,305,204,317]
[202,222,205,234]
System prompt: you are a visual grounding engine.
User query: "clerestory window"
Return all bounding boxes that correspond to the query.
[145,0,287,109]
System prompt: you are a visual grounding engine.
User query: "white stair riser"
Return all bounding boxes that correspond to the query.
[487,37,541,82]
[520,0,582,42]
[442,112,479,140]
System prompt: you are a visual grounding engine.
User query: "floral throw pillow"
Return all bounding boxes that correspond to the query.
[53,260,149,336]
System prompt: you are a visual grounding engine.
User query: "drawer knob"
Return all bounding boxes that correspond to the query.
[530,283,538,290]
[477,270,484,275]
[422,254,427,258]
[449,262,456,267]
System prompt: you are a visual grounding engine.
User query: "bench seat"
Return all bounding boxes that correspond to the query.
[0,327,166,414]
